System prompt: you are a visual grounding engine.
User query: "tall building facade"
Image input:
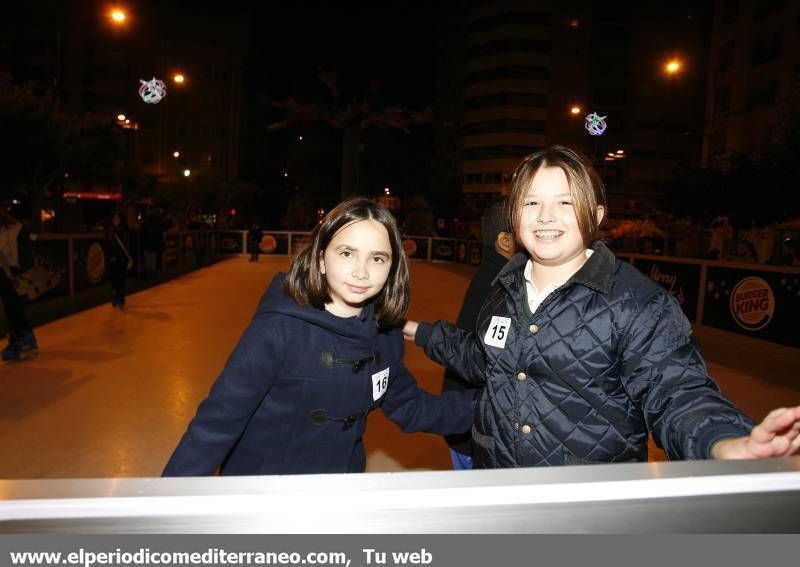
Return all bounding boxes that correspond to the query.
[433,0,709,219]
[703,0,800,161]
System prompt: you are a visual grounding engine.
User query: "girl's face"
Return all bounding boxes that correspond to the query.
[320,219,392,318]
[517,166,587,271]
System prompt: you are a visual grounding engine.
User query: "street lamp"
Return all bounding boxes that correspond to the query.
[173,73,186,84]
[664,59,682,75]
[109,8,127,25]
[570,105,582,115]
[183,169,191,177]
[173,151,180,158]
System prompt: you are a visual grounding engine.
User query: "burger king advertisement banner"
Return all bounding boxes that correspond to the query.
[703,267,799,348]
[401,238,428,260]
[259,233,289,255]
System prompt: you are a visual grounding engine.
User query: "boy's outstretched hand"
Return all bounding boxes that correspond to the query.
[402,320,419,342]
[711,406,800,459]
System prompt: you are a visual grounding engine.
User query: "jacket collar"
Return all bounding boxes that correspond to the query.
[483,246,511,272]
[495,240,615,294]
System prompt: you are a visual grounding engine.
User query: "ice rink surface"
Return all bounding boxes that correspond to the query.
[1,255,798,479]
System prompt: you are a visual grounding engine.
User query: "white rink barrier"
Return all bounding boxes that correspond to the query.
[1,457,799,533]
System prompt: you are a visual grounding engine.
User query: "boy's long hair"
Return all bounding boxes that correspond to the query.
[507,145,607,245]
[284,197,410,329]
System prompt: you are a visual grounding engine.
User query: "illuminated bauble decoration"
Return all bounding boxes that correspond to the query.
[139,78,167,104]
[584,112,607,136]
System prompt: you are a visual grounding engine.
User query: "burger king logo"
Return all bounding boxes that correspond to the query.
[730,277,775,331]
[402,239,418,257]
[260,234,277,253]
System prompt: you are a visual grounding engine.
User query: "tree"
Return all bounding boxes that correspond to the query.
[265,70,433,200]
[0,73,125,230]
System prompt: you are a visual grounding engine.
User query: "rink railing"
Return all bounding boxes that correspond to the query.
[25,230,800,350]
[1,457,799,532]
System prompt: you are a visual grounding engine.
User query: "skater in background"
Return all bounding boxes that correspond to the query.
[106,212,132,309]
[163,198,474,476]
[248,221,263,262]
[0,206,38,361]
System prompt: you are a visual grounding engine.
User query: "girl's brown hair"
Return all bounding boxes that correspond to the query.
[284,197,410,328]
[507,145,607,245]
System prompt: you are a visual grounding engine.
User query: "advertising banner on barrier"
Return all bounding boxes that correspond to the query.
[260,233,290,255]
[402,238,429,260]
[163,233,180,269]
[19,238,70,301]
[72,237,109,293]
[703,267,800,348]
[218,231,244,255]
[632,259,701,322]
[430,239,456,262]
[290,234,312,256]
[468,242,483,266]
[455,241,469,264]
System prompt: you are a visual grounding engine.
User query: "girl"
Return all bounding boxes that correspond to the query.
[405,146,800,468]
[163,198,473,476]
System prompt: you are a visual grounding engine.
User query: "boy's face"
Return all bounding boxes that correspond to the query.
[517,166,586,270]
[320,219,392,318]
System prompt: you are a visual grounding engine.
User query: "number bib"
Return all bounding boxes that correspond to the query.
[372,367,390,401]
[483,316,511,348]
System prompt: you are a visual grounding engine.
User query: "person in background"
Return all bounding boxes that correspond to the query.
[106,212,132,309]
[444,198,517,470]
[729,239,757,263]
[141,215,163,280]
[248,221,264,263]
[0,207,38,361]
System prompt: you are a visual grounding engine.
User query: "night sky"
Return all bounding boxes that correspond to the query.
[149,0,444,107]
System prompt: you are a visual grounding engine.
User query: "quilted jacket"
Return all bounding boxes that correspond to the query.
[415,241,754,468]
[163,272,474,476]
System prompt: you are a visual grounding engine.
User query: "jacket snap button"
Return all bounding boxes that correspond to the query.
[529,324,539,334]
[516,371,527,381]
[513,422,519,430]
[521,424,532,434]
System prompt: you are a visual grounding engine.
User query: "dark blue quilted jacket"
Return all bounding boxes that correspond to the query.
[416,241,753,468]
[164,272,474,476]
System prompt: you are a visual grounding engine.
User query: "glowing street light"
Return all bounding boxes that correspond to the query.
[173,73,185,84]
[116,113,126,121]
[570,105,582,115]
[665,59,682,75]
[173,151,181,158]
[183,169,191,177]
[109,8,127,24]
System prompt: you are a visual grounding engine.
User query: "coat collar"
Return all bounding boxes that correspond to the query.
[495,240,615,294]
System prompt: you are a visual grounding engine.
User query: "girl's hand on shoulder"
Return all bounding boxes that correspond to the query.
[402,320,419,342]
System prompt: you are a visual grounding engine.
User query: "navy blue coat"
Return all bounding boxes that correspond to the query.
[416,241,753,468]
[163,273,474,476]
